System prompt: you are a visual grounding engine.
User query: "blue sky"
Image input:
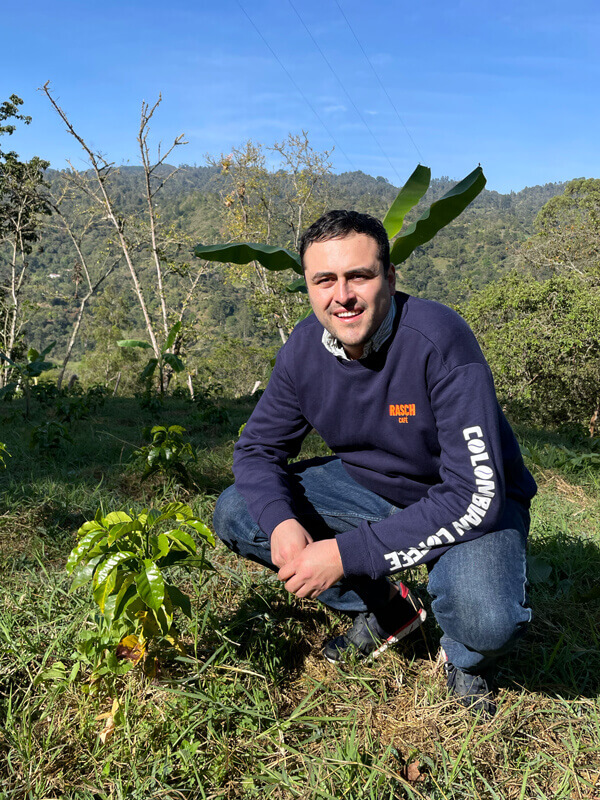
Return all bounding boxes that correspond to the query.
[3,0,599,193]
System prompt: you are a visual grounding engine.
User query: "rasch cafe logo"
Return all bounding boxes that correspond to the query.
[389,403,416,424]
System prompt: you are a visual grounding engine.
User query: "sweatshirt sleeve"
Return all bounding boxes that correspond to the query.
[336,361,509,579]
[232,343,312,536]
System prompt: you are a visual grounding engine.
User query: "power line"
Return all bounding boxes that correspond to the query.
[334,0,424,164]
[236,1,355,170]
[288,0,404,186]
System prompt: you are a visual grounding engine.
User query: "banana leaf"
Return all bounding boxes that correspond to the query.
[195,242,302,275]
[163,321,181,352]
[383,164,431,239]
[286,277,307,293]
[117,339,153,349]
[390,166,486,264]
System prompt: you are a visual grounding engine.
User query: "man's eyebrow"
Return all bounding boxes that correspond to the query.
[310,266,379,280]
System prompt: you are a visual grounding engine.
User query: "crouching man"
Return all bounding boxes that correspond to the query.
[214,210,536,717]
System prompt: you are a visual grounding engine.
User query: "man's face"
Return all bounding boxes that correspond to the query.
[303,232,395,359]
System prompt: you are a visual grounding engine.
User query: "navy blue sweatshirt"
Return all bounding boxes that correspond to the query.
[233,293,537,580]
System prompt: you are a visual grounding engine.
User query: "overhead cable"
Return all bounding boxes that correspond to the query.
[288,0,404,185]
[334,0,424,163]
[237,1,355,170]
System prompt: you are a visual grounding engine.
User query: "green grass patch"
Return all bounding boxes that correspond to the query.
[1,397,599,798]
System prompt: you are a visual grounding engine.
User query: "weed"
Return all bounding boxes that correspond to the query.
[0,441,10,468]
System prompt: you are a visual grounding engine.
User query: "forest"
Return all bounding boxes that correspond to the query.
[1,93,600,799]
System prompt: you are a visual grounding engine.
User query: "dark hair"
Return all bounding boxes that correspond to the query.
[299,210,390,275]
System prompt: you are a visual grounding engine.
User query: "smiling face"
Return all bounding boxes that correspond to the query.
[303,232,396,360]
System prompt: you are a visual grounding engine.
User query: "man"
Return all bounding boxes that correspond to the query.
[214,210,536,716]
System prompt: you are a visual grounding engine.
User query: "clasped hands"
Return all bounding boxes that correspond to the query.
[270,518,344,599]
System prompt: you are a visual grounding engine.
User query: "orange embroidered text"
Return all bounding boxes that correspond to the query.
[389,403,416,423]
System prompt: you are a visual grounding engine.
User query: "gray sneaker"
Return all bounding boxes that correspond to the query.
[323,583,426,663]
[443,653,497,718]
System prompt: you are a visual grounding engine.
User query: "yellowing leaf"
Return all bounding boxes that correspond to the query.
[97,697,121,744]
[116,634,145,666]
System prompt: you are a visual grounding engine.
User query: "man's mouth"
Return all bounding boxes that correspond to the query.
[334,309,363,320]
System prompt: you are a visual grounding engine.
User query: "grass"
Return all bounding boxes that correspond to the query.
[1,393,600,798]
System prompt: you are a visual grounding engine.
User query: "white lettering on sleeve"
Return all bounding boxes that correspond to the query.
[382,424,497,573]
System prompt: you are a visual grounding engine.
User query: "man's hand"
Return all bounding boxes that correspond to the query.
[270,518,313,568]
[278,539,344,599]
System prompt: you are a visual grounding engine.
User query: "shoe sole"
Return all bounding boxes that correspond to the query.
[324,607,427,664]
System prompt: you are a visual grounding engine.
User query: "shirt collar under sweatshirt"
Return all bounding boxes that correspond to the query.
[321,300,396,360]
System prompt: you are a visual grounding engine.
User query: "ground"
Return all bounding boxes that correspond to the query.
[0,395,599,799]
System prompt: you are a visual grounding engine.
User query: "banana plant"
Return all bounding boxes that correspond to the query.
[194,165,486,292]
[66,502,215,669]
[117,320,184,397]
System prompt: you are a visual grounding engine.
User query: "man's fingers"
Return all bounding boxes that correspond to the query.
[277,562,295,582]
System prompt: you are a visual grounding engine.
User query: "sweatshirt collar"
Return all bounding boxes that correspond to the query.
[321,299,396,361]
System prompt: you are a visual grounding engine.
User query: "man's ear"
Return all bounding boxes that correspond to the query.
[388,264,396,295]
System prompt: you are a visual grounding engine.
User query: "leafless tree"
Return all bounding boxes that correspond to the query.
[42,84,207,393]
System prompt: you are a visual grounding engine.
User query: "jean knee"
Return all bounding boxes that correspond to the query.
[213,484,245,546]
[441,596,531,657]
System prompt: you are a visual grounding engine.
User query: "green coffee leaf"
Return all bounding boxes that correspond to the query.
[152,533,170,560]
[104,511,133,526]
[135,560,165,610]
[165,528,197,553]
[94,551,136,589]
[70,555,103,591]
[93,567,117,614]
[185,520,216,546]
[166,583,192,618]
[66,529,108,572]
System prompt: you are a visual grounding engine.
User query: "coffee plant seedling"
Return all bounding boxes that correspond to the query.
[54,394,91,424]
[0,342,55,418]
[131,424,196,488]
[84,383,109,411]
[30,420,72,453]
[66,502,215,673]
[118,320,184,397]
[30,381,60,406]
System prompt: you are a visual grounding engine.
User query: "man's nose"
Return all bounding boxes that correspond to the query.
[334,279,354,305]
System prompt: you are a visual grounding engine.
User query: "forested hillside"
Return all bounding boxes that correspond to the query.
[22,165,563,364]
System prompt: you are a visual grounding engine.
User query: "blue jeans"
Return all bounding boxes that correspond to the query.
[213,457,531,673]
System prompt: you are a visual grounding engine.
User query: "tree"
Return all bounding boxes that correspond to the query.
[42,85,206,394]
[463,179,600,431]
[462,272,600,429]
[207,133,333,343]
[46,176,119,388]
[520,177,600,281]
[0,95,51,384]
